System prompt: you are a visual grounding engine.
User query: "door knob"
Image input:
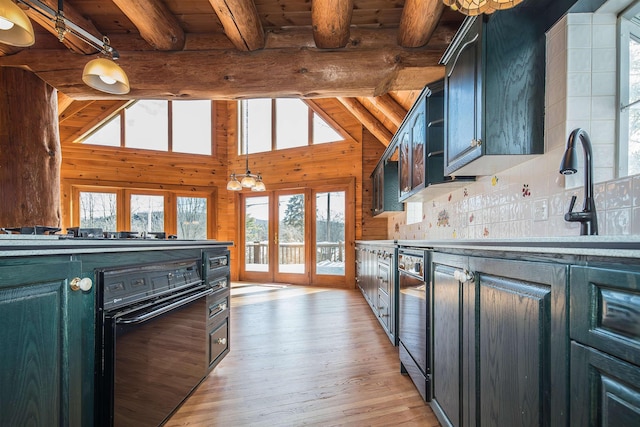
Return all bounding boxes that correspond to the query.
[70,277,93,291]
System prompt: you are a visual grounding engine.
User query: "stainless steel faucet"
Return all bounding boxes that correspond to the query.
[559,128,598,235]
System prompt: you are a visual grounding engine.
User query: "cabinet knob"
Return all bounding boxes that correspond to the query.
[215,337,227,345]
[453,269,475,283]
[470,139,482,147]
[70,277,93,292]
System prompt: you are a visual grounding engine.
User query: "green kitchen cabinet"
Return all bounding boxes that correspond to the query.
[440,9,546,176]
[430,252,569,427]
[0,258,86,427]
[569,264,640,426]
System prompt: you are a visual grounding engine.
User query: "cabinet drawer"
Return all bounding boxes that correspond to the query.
[207,293,229,325]
[570,266,640,366]
[208,319,229,370]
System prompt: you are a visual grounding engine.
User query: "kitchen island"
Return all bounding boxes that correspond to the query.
[356,237,640,427]
[0,237,232,427]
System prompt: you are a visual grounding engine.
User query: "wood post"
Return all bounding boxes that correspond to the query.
[0,68,61,228]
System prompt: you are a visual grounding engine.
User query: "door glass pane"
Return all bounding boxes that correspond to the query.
[79,192,116,231]
[278,194,305,274]
[315,191,345,276]
[245,196,269,272]
[177,197,207,239]
[172,101,212,155]
[130,194,164,234]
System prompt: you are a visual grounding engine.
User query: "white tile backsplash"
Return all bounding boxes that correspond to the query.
[386,11,639,240]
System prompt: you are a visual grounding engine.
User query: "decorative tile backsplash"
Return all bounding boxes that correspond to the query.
[388,11,640,241]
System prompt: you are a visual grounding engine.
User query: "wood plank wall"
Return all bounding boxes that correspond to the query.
[60,99,389,285]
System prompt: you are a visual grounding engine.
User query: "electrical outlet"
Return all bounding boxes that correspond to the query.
[533,198,548,221]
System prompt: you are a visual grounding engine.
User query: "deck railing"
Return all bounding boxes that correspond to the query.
[245,241,345,265]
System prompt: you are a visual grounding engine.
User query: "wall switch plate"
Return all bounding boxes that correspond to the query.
[533,198,548,221]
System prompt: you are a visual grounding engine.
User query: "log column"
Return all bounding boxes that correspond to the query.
[0,67,61,228]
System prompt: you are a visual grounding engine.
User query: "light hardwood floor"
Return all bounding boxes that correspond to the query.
[165,283,439,426]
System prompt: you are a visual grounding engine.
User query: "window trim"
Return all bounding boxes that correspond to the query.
[69,182,216,239]
[79,100,217,157]
[238,98,348,155]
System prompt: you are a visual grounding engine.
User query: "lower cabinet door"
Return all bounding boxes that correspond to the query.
[571,341,640,427]
[0,261,84,427]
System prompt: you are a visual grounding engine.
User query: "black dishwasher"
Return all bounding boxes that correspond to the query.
[398,248,430,402]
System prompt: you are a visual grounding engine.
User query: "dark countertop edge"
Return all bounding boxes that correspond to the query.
[0,240,234,257]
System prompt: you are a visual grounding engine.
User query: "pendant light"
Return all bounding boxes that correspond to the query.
[0,0,34,47]
[443,0,522,15]
[1,0,130,94]
[227,135,266,192]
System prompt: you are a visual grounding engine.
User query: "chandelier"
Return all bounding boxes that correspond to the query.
[442,0,522,15]
[227,137,266,192]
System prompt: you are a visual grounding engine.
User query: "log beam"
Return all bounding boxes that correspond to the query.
[367,94,407,128]
[0,47,445,100]
[398,0,445,48]
[208,0,265,51]
[111,0,185,51]
[25,0,100,54]
[338,97,392,146]
[0,68,61,227]
[57,91,74,116]
[312,0,353,49]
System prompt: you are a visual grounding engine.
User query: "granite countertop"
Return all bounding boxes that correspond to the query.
[0,235,233,257]
[358,237,640,258]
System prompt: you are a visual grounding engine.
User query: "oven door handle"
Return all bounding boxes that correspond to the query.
[116,288,213,325]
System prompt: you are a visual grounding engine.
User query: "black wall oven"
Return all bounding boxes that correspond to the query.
[95,259,211,427]
[398,248,430,402]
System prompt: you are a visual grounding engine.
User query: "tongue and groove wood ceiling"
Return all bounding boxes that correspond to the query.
[0,0,464,145]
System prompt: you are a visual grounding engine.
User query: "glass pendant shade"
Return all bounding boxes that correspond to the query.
[0,0,34,47]
[226,175,242,191]
[240,175,256,188]
[443,0,521,14]
[82,57,130,95]
[252,178,266,192]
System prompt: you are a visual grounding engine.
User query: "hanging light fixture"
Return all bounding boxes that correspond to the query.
[443,0,522,15]
[0,0,129,94]
[0,0,34,46]
[227,135,266,192]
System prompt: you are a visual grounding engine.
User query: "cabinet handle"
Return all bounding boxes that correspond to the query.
[214,337,227,345]
[453,269,475,283]
[70,277,93,291]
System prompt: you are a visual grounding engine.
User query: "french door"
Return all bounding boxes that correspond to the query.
[240,185,349,286]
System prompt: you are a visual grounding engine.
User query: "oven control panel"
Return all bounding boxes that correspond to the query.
[99,259,202,311]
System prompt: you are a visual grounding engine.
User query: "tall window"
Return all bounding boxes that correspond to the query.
[619,4,640,176]
[239,99,344,154]
[82,100,213,156]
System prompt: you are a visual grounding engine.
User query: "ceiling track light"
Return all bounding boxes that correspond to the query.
[0,0,129,94]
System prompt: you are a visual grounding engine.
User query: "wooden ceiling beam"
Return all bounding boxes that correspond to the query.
[208,0,265,51]
[398,0,446,48]
[368,94,407,128]
[57,91,74,116]
[58,100,95,123]
[24,0,100,55]
[338,97,392,146]
[311,0,353,49]
[111,0,185,51]
[0,47,445,100]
